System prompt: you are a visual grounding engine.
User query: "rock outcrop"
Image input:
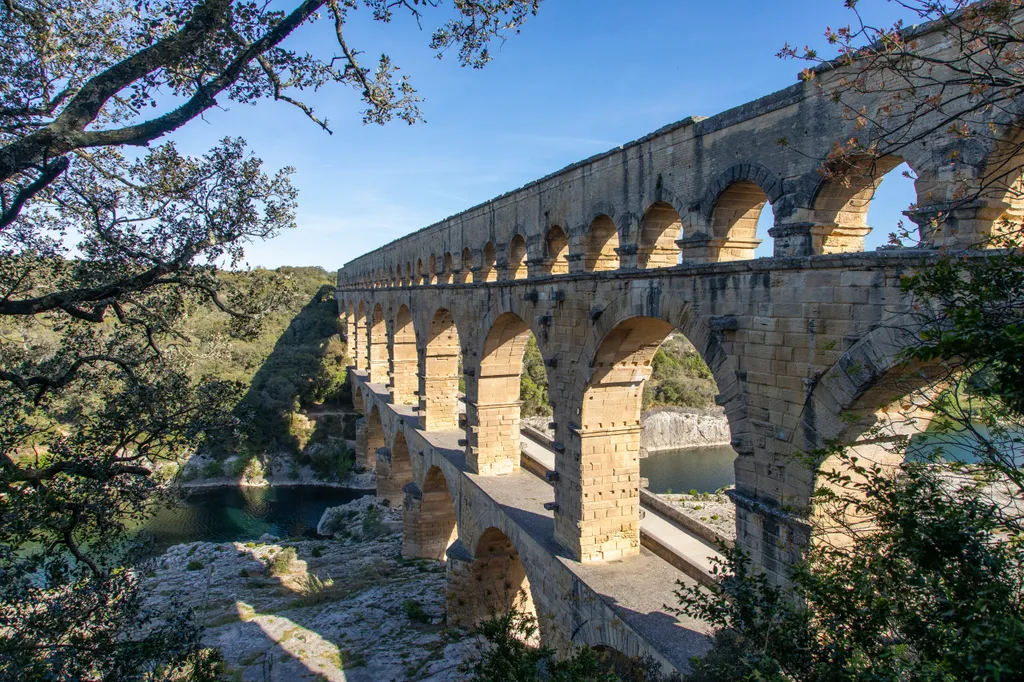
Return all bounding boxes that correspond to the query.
[143,521,478,680]
[640,407,731,453]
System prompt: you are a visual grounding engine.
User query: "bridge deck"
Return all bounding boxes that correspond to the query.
[355,372,712,669]
[518,435,725,577]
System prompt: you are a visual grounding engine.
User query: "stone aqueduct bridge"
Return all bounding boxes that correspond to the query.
[333,20,1020,670]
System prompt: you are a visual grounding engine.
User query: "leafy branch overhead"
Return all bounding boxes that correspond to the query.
[0,0,538,408]
[0,1,539,677]
[778,0,1024,224]
[0,0,538,219]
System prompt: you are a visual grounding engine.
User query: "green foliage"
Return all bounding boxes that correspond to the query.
[642,335,717,410]
[470,610,608,682]
[514,332,716,416]
[402,599,431,624]
[266,547,297,577]
[342,415,358,440]
[242,457,264,482]
[309,441,355,482]
[676,451,1024,681]
[191,271,350,458]
[901,239,1024,418]
[201,459,224,479]
[520,335,552,418]
[295,572,339,606]
[186,561,205,571]
[227,456,251,478]
[361,505,389,539]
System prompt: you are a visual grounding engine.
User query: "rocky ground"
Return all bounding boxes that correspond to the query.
[660,493,736,541]
[142,499,480,682]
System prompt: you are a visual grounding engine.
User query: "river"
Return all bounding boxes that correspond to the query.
[640,444,737,494]
[138,486,372,552]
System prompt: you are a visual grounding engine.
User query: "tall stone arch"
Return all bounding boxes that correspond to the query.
[390,303,418,405]
[551,286,748,562]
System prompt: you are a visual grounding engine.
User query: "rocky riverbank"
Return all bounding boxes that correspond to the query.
[659,492,736,542]
[141,499,479,681]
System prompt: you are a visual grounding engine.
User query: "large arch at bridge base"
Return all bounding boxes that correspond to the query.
[419,308,462,431]
[466,312,534,475]
[390,304,418,405]
[355,404,384,471]
[368,304,388,385]
[376,430,413,508]
[402,465,458,560]
[555,305,737,564]
[445,527,538,636]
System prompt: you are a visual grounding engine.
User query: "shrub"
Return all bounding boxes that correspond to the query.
[469,608,668,681]
[402,599,430,624]
[186,560,204,571]
[242,457,264,481]
[361,505,388,539]
[341,415,357,440]
[311,546,324,558]
[296,572,338,606]
[266,547,297,577]
[179,465,199,482]
[310,413,343,443]
[227,456,249,477]
[310,441,354,482]
[641,335,718,410]
[238,568,249,578]
[674,453,1024,681]
[288,413,316,452]
[519,336,552,417]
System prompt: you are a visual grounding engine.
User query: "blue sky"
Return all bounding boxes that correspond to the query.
[170,0,922,269]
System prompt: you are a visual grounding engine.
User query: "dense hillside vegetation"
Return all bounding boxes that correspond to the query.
[182,267,356,483]
[186,267,346,411]
[3,266,349,465]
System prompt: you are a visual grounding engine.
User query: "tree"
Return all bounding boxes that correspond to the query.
[674,449,1024,681]
[1,0,539,227]
[778,0,1024,244]
[675,3,1024,679]
[0,1,539,677]
[0,138,290,680]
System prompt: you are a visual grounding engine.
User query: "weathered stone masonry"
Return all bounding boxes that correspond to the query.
[335,13,1023,668]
